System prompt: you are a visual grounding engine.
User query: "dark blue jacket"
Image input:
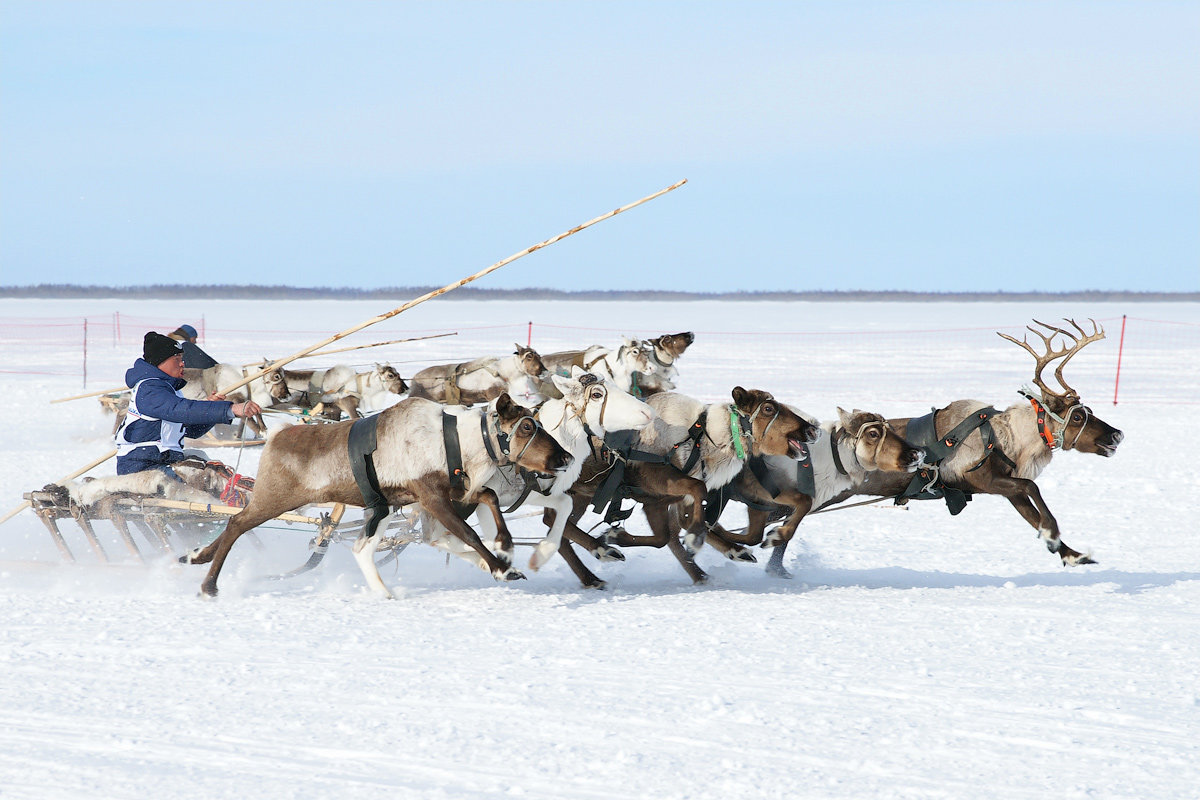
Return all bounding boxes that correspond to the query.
[116,359,234,475]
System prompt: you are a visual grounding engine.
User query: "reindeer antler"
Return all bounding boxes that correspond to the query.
[1042,318,1105,398]
[997,318,1104,399]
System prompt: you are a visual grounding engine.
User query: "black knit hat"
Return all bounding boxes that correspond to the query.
[143,331,183,366]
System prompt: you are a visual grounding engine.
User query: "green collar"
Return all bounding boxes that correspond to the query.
[730,409,747,460]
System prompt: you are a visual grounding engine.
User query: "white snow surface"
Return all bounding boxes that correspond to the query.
[1,298,1198,800]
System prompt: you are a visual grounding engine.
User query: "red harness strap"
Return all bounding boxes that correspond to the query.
[1028,396,1056,449]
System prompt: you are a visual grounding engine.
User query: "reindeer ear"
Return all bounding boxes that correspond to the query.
[731,386,753,411]
[570,365,586,378]
[514,343,523,353]
[837,407,853,428]
[495,392,515,416]
[550,373,574,395]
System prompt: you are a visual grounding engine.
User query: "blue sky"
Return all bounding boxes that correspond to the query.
[2,1,1197,292]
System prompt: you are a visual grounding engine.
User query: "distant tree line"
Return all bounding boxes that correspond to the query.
[0,284,1196,302]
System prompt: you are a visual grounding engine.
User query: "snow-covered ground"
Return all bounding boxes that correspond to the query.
[1,297,1198,800]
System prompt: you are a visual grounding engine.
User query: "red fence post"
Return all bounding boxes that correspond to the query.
[527,321,533,348]
[83,318,88,388]
[1112,314,1127,406]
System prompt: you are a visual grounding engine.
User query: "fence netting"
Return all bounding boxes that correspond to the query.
[1,312,1196,412]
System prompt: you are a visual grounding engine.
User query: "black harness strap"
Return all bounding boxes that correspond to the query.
[829,430,848,476]
[590,428,671,523]
[794,441,816,499]
[898,406,1010,515]
[675,410,708,476]
[442,412,476,519]
[347,414,389,539]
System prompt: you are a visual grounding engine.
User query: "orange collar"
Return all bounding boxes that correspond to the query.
[1028,395,1057,449]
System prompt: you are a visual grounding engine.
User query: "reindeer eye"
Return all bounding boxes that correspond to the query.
[1072,411,1084,422]
[590,389,604,400]
[520,420,534,434]
[762,403,775,416]
[866,429,880,440]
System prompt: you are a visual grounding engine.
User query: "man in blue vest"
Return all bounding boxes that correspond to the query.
[115,331,261,476]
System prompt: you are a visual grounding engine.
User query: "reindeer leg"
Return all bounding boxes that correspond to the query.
[557,537,607,589]
[1005,490,1094,566]
[762,491,813,549]
[184,501,291,597]
[528,495,572,572]
[474,489,513,564]
[766,544,793,579]
[420,494,524,582]
[643,502,708,584]
[559,495,626,562]
[351,530,396,599]
[701,526,758,563]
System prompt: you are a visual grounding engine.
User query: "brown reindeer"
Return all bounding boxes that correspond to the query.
[181,393,572,597]
[707,408,925,578]
[810,319,1123,569]
[552,387,820,585]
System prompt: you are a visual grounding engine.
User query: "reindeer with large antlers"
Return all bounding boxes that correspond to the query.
[773,319,1124,574]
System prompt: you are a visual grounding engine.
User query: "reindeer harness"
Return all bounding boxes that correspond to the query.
[898,406,1015,514]
[1019,388,1092,451]
[347,413,390,540]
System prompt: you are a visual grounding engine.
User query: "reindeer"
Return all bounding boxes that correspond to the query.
[407,345,547,407]
[801,319,1123,570]
[418,369,655,585]
[540,338,653,398]
[181,393,573,598]
[261,362,407,420]
[705,408,925,578]
[634,331,696,395]
[558,387,821,584]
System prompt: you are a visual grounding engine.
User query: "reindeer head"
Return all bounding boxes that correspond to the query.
[623,339,654,373]
[260,360,292,403]
[646,331,695,366]
[836,408,924,472]
[513,344,548,378]
[998,319,1123,455]
[730,387,821,459]
[492,392,572,476]
[552,368,655,435]
[374,363,408,395]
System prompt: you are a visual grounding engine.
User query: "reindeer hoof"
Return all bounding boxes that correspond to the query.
[1062,552,1097,567]
[179,547,205,565]
[726,547,758,564]
[692,572,710,586]
[765,562,793,580]
[762,526,787,549]
[583,578,608,591]
[593,544,626,562]
[494,567,526,582]
[683,530,707,555]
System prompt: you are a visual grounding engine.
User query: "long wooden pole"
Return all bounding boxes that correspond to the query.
[51,386,128,404]
[242,331,459,366]
[217,179,687,397]
[7,179,687,526]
